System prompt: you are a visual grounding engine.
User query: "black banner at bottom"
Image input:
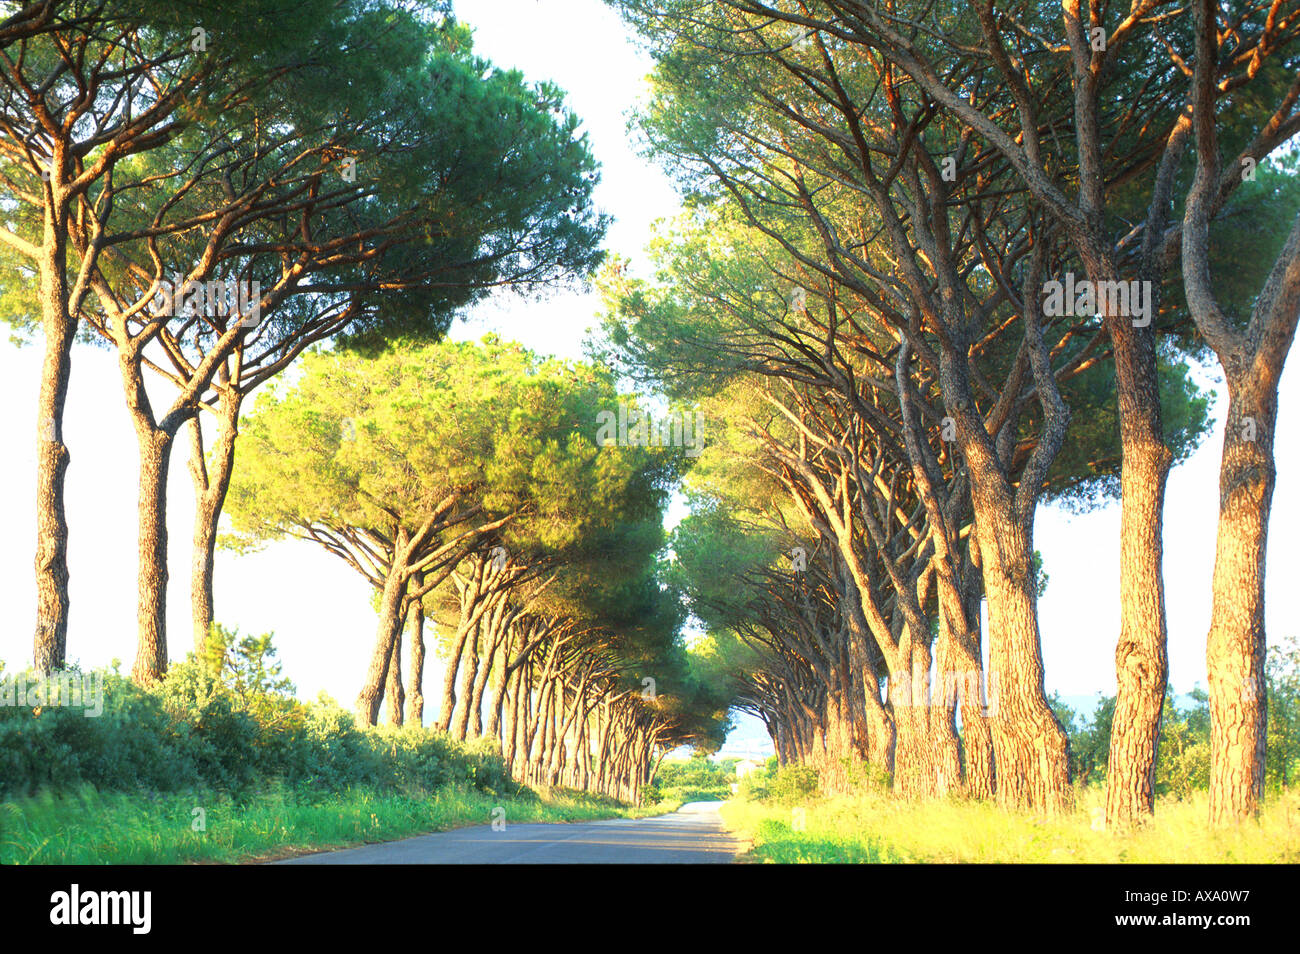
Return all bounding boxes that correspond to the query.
[0,861,1290,940]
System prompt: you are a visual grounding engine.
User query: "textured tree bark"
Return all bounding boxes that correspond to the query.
[501,677,515,769]
[407,595,425,725]
[468,623,498,738]
[1102,283,1173,827]
[519,664,538,781]
[1206,386,1275,825]
[511,666,529,772]
[593,702,611,793]
[534,684,555,784]
[842,577,896,775]
[860,667,894,775]
[186,392,241,655]
[452,626,481,741]
[486,624,516,741]
[33,194,75,676]
[437,569,490,732]
[930,634,964,798]
[486,669,508,741]
[435,626,468,734]
[939,604,995,800]
[972,500,1070,814]
[891,636,937,800]
[131,426,181,684]
[959,567,996,799]
[507,673,523,776]
[355,547,410,725]
[819,689,852,793]
[546,687,566,787]
[1179,3,1300,823]
[385,621,405,727]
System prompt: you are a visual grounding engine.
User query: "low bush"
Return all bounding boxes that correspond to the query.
[739,762,820,803]
[0,630,511,801]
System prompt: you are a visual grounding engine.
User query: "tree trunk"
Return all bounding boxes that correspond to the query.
[930,636,964,798]
[487,662,511,741]
[131,425,181,684]
[844,588,896,775]
[959,567,996,799]
[1206,384,1276,825]
[468,628,495,739]
[33,194,75,676]
[1060,248,1173,827]
[974,507,1071,814]
[356,552,410,725]
[187,390,241,655]
[1104,322,1173,826]
[937,597,994,799]
[452,626,481,741]
[408,596,425,726]
[436,626,470,734]
[385,621,405,727]
[890,636,937,800]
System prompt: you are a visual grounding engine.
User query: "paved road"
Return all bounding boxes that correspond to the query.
[273,801,741,865]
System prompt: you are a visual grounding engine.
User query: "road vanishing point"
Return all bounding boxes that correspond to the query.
[272,801,742,865]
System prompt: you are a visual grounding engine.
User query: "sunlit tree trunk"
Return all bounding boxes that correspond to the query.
[128,414,188,685]
[186,389,242,655]
[407,594,426,726]
[356,538,411,725]
[1205,386,1276,824]
[385,620,405,727]
[33,186,75,675]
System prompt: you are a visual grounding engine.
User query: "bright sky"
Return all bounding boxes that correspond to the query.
[0,0,1296,758]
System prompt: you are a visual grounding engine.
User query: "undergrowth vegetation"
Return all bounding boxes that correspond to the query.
[0,629,650,863]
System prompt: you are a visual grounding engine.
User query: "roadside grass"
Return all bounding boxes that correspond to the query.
[0,781,662,864]
[720,785,1300,863]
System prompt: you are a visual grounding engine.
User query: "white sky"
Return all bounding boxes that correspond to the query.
[0,0,1296,758]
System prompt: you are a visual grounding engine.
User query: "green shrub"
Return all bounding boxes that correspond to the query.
[740,763,820,803]
[0,631,514,801]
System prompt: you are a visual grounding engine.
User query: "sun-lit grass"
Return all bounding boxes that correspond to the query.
[720,785,1300,863]
[0,781,665,864]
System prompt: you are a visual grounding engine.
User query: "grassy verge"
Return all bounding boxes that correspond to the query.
[719,786,1300,863]
[0,782,665,864]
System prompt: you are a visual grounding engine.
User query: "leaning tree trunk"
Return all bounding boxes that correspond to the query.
[33,192,75,676]
[468,628,496,739]
[385,621,405,727]
[452,626,481,741]
[187,389,241,655]
[436,627,470,734]
[356,548,411,725]
[843,580,896,775]
[437,583,484,732]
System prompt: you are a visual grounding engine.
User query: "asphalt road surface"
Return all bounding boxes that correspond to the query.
[273,801,742,864]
